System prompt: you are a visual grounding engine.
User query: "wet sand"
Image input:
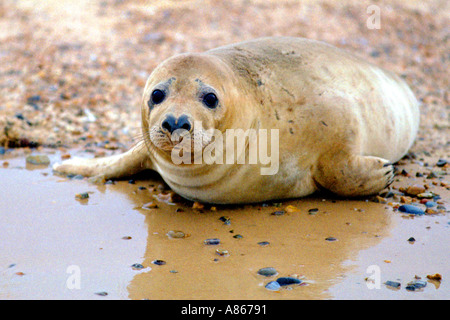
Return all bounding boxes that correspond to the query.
[0,149,448,299]
[0,0,449,300]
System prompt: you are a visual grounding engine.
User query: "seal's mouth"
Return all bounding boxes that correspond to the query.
[149,125,213,161]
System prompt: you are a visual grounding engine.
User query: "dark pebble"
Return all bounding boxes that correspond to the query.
[308,208,319,214]
[407,237,416,242]
[95,291,108,296]
[325,237,337,241]
[131,263,144,270]
[257,267,278,277]
[398,205,425,215]
[265,281,281,291]
[152,259,166,266]
[385,281,401,289]
[233,234,243,239]
[128,179,136,184]
[138,186,146,190]
[271,210,285,216]
[219,216,231,225]
[276,277,302,286]
[436,159,447,167]
[204,238,220,245]
[406,280,427,291]
[257,241,270,246]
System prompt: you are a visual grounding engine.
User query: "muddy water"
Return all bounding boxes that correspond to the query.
[0,150,448,299]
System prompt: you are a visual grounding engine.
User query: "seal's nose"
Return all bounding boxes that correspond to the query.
[161,114,192,134]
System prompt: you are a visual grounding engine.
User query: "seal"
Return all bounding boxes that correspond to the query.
[53,37,420,204]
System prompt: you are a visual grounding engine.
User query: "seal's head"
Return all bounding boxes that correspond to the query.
[140,53,248,163]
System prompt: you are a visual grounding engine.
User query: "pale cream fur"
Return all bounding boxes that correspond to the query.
[53,37,420,204]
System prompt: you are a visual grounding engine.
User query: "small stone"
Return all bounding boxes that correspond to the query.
[122,236,132,240]
[26,154,50,165]
[192,201,205,209]
[276,277,302,286]
[398,205,425,215]
[128,179,135,184]
[95,291,108,296]
[417,192,434,199]
[405,280,427,291]
[257,241,270,246]
[285,205,299,213]
[325,237,337,241]
[204,238,220,245]
[405,185,426,196]
[257,267,278,277]
[426,273,442,281]
[271,210,285,216]
[75,192,89,200]
[219,216,231,225]
[407,237,416,242]
[424,201,437,208]
[308,208,319,214]
[436,159,447,167]
[233,234,243,239]
[152,259,166,265]
[215,249,229,256]
[265,281,281,291]
[142,201,158,209]
[385,281,401,289]
[167,230,185,239]
[131,263,144,270]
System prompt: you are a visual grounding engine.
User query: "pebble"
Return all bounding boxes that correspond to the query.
[152,259,166,265]
[308,208,319,214]
[424,201,437,208]
[215,249,229,256]
[436,159,447,167]
[271,210,285,216]
[276,277,302,286]
[265,281,281,291]
[167,230,186,239]
[398,204,425,215]
[385,281,401,289]
[26,154,50,165]
[325,237,338,241]
[405,184,425,196]
[142,201,158,209]
[416,192,434,199]
[257,267,278,277]
[75,192,89,200]
[405,280,427,291]
[257,241,270,246]
[95,291,108,296]
[407,237,416,243]
[131,263,144,270]
[204,238,220,245]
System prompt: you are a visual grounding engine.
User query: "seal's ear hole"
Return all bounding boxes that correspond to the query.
[202,93,218,109]
[150,89,166,105]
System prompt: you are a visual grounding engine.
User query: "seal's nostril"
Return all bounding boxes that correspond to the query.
[161,114,176,133]
[177,115,192,132]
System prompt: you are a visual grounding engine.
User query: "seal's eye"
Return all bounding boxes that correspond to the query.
[203,93,218,109]
[151,89,165,105]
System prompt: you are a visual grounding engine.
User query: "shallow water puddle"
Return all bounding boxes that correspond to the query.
[0,150,448,299]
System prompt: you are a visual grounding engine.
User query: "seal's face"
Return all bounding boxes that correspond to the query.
[141,54,231,163]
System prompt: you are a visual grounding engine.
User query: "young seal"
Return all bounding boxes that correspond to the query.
[53,37,420,204]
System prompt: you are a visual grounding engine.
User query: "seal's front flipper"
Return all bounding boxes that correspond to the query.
[314,153,395,197]
[53,141,152,179]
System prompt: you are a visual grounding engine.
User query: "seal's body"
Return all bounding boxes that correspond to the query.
[53,37,419,204]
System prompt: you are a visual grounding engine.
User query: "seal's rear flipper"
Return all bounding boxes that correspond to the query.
[313,153,395,197]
